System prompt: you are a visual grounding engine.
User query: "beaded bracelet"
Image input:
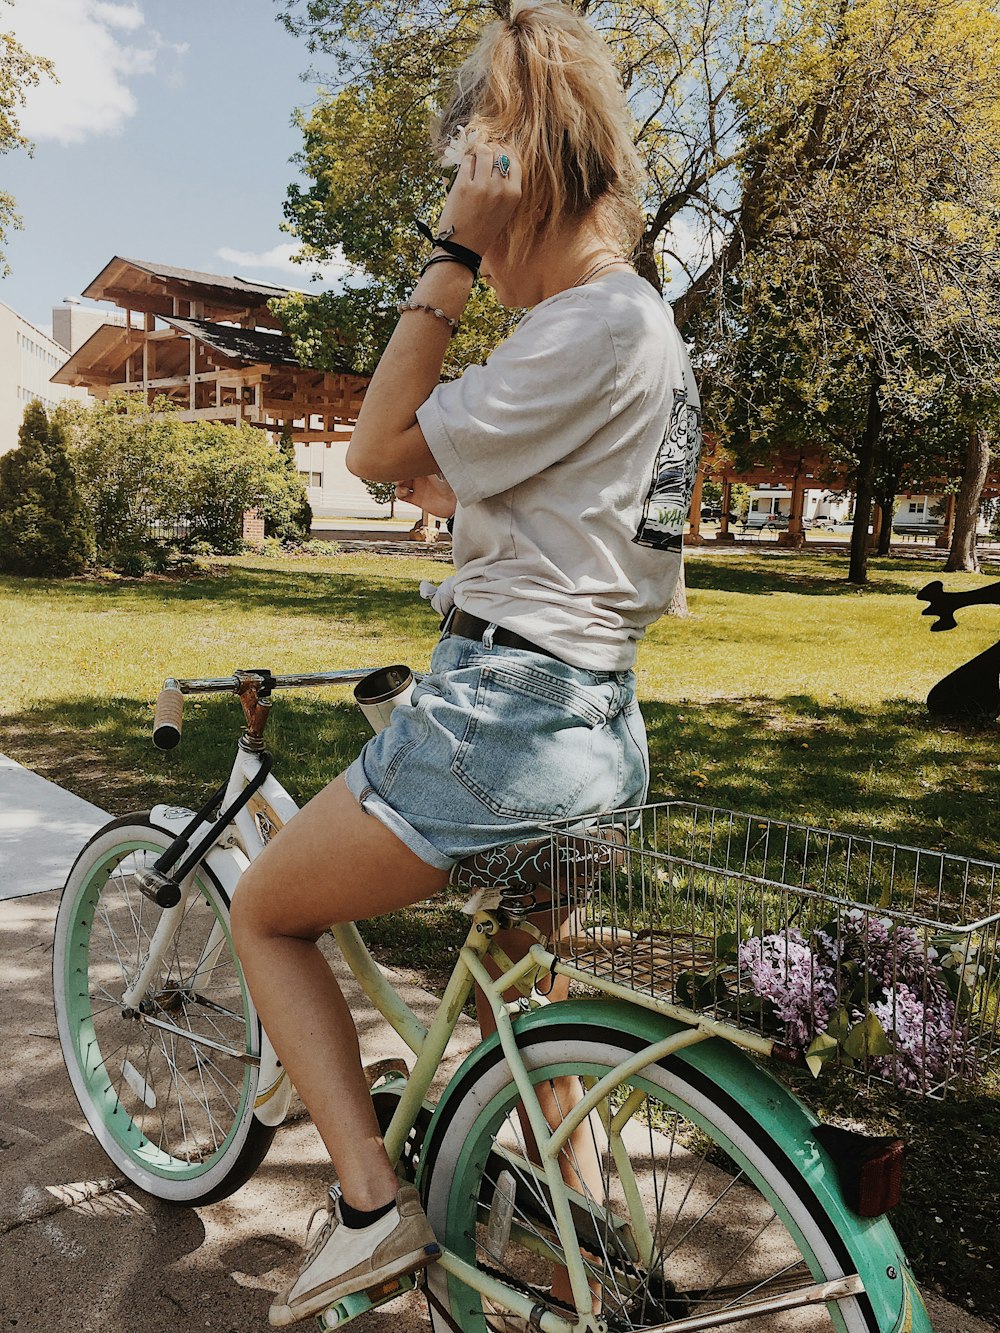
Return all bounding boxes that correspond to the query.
[397,297,460,336]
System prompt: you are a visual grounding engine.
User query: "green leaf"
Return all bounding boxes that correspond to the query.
[676,969,728,1010]
[805,1032,840,1078]
[714,931,741,962]
[825,1006,852,1042]
[842,1011,896,1060]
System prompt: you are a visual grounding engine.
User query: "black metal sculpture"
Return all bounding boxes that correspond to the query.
[917,579,1000,719]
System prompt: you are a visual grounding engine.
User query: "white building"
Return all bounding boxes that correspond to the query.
[295,429,416,519]
[52,297,130,355]
[0,302,91,456]
[746,485,852,528]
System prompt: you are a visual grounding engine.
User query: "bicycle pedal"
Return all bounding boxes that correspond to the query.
[315,1254,439,1330]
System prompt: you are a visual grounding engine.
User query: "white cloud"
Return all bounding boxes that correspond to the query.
[9,0,187,145]
[92,2,144,29]
[216,242,358,287]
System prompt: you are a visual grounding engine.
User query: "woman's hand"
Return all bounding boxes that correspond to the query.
[395,473,457,518]
[435,141,522,260]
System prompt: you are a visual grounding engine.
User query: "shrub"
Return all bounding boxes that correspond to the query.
[61,397,313,565]
[59,395,186,563]
[0,401,94,575]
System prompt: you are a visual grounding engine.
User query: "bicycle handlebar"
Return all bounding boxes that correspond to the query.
[152,669,377,751]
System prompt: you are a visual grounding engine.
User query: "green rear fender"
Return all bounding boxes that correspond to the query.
[419,996,932,1333]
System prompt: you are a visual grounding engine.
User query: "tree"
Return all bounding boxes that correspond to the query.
[0,401,93,575]
[276,426,314,539]
[0,8,55,274]
[182,420,313,552]
[58,394,188,565]
[361,478,398,515]
[700,0,1000,582]
[272,0,777,366]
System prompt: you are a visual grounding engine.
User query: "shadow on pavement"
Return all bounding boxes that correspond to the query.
[0,889,473,1333]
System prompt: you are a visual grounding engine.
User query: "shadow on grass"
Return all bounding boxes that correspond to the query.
[1,691,374,817]
[685,550,962,598]
[641,695,1000,862]
[7,685,999,861]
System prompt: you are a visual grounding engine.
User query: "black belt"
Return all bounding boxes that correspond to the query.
[442,608,562,662]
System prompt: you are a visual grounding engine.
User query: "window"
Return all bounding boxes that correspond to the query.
[908,502,919,513]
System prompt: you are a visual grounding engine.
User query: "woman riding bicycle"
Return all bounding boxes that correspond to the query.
[230,2,702,1325]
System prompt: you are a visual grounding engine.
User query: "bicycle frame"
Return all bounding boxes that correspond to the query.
[128,674,915,1333]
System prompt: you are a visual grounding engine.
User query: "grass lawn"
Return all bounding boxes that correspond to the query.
[3,545,1000,1318]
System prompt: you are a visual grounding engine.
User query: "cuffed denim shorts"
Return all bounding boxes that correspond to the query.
[343,632,649,870]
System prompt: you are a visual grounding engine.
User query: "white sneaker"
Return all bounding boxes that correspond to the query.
[269,1184,439,1327]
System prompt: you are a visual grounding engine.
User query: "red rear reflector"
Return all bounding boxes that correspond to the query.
[814,1124,905,1217]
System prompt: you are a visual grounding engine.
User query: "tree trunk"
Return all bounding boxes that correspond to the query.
[667,562,689,617]
[875,488,896,556]
[944,424,990,573]
[848,377,883,585]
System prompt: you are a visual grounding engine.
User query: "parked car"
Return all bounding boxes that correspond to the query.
[700,506,738,521]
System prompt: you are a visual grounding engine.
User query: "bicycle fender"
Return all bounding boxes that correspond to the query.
[420,996,931,1333]
[146,807,293,1127]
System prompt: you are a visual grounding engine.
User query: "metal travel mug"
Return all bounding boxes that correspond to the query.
[353,664,415,733]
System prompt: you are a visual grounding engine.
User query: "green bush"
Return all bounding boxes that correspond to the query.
[60,396,313,566]
[59,394,186,563]
[0,401,94,575]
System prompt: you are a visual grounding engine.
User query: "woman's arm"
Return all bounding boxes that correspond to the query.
[346,263,474,482]
[346,141,521,483]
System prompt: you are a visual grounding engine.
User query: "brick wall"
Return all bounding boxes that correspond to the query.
[242,509,265,544]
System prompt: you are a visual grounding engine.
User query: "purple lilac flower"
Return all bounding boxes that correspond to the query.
[737,929,838,1050]
[870,984,975,1090]
[837,914,947,1006]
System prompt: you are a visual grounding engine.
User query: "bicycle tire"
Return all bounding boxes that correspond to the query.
[53,812,275,1205]
[421,999,928,1333]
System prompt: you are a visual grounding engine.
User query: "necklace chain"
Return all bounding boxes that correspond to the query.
[572,256,628,287]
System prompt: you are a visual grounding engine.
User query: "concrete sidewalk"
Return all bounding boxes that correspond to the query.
[0,760,992,1332]
[0,753,107,901]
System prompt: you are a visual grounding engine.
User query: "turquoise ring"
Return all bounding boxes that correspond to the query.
[494,152,511,178]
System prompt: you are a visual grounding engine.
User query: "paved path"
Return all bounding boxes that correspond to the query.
[0,761,993,1332]
[0,753,106,901]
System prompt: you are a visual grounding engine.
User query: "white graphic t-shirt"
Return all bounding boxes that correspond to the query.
[416,270,702,672]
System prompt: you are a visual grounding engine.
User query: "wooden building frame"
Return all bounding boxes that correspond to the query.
[52,257,369,443]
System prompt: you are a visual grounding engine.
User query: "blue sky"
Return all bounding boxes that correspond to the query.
[2,0,349,332]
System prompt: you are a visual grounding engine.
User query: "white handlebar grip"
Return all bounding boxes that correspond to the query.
[153,687,184,750]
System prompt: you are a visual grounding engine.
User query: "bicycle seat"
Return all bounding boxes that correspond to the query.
[449,828,625,914]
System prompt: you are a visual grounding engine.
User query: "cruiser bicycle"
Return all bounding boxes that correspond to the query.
[51,663,960,1332]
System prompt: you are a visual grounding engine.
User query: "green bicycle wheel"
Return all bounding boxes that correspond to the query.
[421,1001,928,1333]
[53,813,274,1205]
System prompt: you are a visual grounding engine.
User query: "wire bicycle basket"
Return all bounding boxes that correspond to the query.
[547,801,1000,1099]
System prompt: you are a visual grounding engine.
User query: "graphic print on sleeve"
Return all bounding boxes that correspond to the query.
[634,388,703,551]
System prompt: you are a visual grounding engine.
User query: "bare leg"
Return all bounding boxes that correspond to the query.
[230,774,448,1209]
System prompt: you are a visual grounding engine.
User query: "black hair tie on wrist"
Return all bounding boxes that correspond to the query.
[415,219,482,280]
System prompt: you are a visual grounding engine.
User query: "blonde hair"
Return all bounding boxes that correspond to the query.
[432,1,645,265]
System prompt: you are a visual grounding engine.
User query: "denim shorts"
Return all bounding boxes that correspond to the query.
[343,632,649,870]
